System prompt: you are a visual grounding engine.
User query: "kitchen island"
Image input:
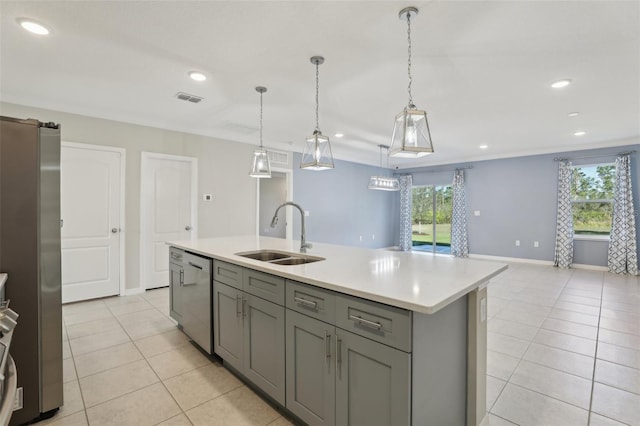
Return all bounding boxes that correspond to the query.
[169,236,507,426]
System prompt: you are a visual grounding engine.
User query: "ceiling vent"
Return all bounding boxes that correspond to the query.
[175,92,204,103]
[268,150,289,165]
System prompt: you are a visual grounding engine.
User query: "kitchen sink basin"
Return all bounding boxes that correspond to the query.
[270,256,323,265]
[236,250,290,261]
[235,250,324,265]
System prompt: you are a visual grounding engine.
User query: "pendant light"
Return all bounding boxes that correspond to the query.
[389,6,434,158]
[368,145,400,191]
[249,86,271,178]
[300,56,335,170]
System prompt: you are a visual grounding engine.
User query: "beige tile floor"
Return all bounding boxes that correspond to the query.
[43,287,294,426]
[41,262,639,425]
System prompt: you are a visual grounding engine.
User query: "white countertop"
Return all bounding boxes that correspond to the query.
[168,236,507,314]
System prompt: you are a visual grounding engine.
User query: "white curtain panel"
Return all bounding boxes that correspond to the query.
[554,161,574,268]
[451,169,469,257]
[608,155,638,275]
[399,175,413,251]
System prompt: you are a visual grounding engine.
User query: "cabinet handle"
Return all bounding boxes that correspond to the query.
[294,296,318,310]
[242,297,247,318]
[324,331,331,359]
[179,269,184,286]
[336,336,342,378]
[349,315,383,331]
[188,262,203,270]
[236,295,242,317]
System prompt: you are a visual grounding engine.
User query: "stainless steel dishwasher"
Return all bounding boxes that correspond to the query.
[179,252,213,354]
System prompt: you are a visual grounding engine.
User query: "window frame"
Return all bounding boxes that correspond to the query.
[570,162,615,239]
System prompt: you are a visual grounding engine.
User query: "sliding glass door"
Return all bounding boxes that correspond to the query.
[412,185,452,254]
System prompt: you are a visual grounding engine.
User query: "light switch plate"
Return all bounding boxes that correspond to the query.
[474,210,480,216]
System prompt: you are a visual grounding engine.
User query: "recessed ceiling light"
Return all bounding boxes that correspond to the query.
[479,145,488,149]
[188,71,207,82]
[573,131,586,137]
[568,112,579,117]
[18,18,50,35]
[334,133,344,138]
[551,79,572,89]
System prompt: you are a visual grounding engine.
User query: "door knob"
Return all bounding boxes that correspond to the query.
[185,226,192,231]
[111,228,118,233]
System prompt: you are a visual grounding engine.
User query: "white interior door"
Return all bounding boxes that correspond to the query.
[61,143,124,303]
[140,152,197,290]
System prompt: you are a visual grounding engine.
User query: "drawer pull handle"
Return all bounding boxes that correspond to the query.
[294,296,318,309]
[349,315,383,331]
[236,295,242,317]
[188,262,203,270]
[324,331,331,360]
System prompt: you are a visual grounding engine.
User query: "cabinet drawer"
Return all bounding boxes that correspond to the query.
[213,260,243,289]
[336,294,412,352]
[286,280,336,324]
[243,269,285,305]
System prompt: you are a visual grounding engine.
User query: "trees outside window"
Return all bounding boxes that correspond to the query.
[571,164,615,236]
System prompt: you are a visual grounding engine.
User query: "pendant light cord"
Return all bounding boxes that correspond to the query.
[406,11,414,108]
[315,61,320,132]
[259,91,264,148]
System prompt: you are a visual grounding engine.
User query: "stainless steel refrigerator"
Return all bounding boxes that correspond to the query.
[0,116,63,425]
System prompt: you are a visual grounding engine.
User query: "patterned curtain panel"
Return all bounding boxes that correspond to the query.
[450,169,469,257]
[399,175,413,251]
[554,161,574,268]
[608,155,638,275]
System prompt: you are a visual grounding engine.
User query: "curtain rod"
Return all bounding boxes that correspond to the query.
[554,150,636,162]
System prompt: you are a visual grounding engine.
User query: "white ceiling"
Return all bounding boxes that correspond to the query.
[1,1,639,168]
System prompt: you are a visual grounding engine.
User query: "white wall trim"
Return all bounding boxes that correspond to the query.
[123,288,145,296]
[140,151,198,291]
[468,253,609,271]
[62,141,127,297]
[468,253,555,266]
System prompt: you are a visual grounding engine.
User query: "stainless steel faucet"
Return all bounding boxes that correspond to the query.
[270,201,312,253]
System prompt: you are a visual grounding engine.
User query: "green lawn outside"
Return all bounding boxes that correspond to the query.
[412,223,451,245]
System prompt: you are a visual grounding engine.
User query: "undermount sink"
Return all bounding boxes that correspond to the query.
[235,250,324,265]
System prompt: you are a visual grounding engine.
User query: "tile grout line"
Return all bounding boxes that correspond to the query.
[586,273,605,426]
[487,289,559,419]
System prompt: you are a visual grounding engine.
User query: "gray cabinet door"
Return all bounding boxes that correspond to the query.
[169,261,183,323]
[243,293,286,405]
[286,310,335,426]
[213,281,243,371]
[335,330,411,426]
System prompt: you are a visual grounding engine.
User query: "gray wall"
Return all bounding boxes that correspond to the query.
[406,145,640,266]
[292,153,398,249]
[1,102,259,291]
[259,171,287,238]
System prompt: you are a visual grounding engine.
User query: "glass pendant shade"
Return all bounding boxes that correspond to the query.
[368,175,400,191]
[249,86,271,178]
[301,130,334,170]
[389,106,434,158]
[249,147,271,178]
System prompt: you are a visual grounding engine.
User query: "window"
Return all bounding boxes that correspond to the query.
[412,185,452,253]
[571,164,615,236]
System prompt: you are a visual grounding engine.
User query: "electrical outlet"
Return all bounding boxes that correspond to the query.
[534,241,539,247]
[13,387,23,411]
[359,235,363,242]
[372,234,375,240]
[202,194,212,201]
[304,210,310,217]
[515,240,520,246]
[474,210,481,216]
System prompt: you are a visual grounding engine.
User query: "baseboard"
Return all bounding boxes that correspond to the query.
[468,253,554,266]
[468,253,609,271]
[122,288,145,296]
[571,263,609,271]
